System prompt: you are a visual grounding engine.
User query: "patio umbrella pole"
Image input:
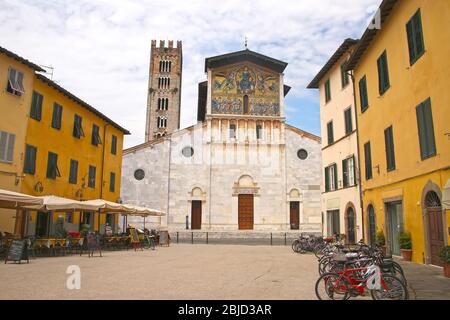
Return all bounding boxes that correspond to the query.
[98,208,101,234]
[144,216,146,230]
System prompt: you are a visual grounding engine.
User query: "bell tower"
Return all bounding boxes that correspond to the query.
[145,40,182,141]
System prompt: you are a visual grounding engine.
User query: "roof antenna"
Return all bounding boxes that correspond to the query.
[38,65,54,79]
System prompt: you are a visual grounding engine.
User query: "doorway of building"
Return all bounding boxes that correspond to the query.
[367,205,376,245]
[238,194,254,230]
[36,212,49,237]
[425,191,444,266]
[191,200,202,230]
[326,210,340,236]
[386,201,403,256]
[290,201,300,230]
[346,207,356,244]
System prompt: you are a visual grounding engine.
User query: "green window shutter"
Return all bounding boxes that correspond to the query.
[46,152,58,179]
[110,172,115,192]
[359,76,369,112]
[24,144,37,175]
[52,103,63,129]
[325,167,330,192]
[384,126,396,171]
[352,155,357,186]
[73,115,84,138]
[325,79,331,103]
[413,10,425,60]
[406,19,415,64]
[377,51,390,94]
[342,158,348,188]
[111,135,117,155]
[340,63,349,88]
[344,108,353,134]
[30,91,43,121]
[423,99,436,157]
[88,165,96,188]
[333,163,338,190]
[416,98,436,160]
[92,124,99,146]
[364,142,372,180]
[69,159,78,184]
[327,121,334,145]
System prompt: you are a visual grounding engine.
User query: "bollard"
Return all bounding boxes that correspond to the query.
[191,232,194,244]
[284,233,287,246]
[206,232,209,244]
[177,232,179,244]
[270,233,273,246]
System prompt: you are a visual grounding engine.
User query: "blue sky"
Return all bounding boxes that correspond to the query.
[0,0,381,148]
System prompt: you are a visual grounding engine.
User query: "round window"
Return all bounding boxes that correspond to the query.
[134,169,145,181]
[297,149,308,160]
[182,146,194,157]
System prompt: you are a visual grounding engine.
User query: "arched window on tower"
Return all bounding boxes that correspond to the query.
[243,95,249,114]
[157,98,161,110]
[168,61,172,72]
[168,78,170,89]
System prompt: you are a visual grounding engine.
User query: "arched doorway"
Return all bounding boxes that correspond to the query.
[346,206,356,244]
[425,191,444,266]
[367,205,376,245]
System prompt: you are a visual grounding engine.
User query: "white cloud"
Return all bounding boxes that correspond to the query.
[0,0,380,147]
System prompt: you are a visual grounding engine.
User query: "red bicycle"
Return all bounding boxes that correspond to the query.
[315,263,408,300]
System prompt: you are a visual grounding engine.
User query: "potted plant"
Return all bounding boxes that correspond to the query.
[439,246,450,278]
[376,230,386,256]
[398,231,412,261]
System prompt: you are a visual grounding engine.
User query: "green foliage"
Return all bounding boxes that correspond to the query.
[376,230,385,246]
[439,246,450,264]
[80,224,90,238]
[398,231,412,250]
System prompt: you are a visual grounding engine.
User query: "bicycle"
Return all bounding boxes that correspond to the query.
[315,261,408,300]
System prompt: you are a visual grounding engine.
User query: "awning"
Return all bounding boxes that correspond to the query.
[121,204,165,217]
[443,179,450,210]
[0,189,43,209]
[81,199,128,213]
[25,195,99,211]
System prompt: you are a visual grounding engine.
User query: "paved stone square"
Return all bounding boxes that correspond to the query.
[0,244,449,300]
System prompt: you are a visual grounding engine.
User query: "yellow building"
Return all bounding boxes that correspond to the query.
[16,74,130,237]
[346,0,450,265]
[0,46,44,234]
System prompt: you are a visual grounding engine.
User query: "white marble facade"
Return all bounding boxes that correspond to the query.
[121,50,322,232]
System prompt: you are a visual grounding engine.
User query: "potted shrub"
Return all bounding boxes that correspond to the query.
[398,231,412,261]
[376,230,387,256]
[439,246,450,278]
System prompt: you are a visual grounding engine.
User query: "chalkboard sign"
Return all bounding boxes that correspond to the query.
[86,233,102,258]
[130,228,139,243]
[159,231,170,246]
[5,240,29,264]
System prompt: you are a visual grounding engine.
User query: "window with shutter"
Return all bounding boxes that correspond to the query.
[416,98,436,160]
[110,172,115,192]
[111,135,117,155]
[327,121,334,145]
[364,142,373,180]
[377,50,390,95]
[342,158,349,188]
[24,144,37,174]
[324,79,331,103]
[6,68,25,96]
[73,115,84,138]
[359,76,369,112]
[341,63,349,88]
[46,152,60,179]
[0,132,16,163]
[333,164,338,190]
[51,103,63,129]
[69,159,78,184]
[384,126,396,171]
[91,124,102,146]
[406,9,425,65]
[30,91,43,121]
[325,167,330,192]
[88,165,96,188]
[344,107,353,134]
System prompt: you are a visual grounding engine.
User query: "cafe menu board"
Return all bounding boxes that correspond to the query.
[5,240,29,264]
[130,228,139,243]
[159,231,170,246]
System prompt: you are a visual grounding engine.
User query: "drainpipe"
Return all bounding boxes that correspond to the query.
[349,70,365,242]
[99,123,110,233]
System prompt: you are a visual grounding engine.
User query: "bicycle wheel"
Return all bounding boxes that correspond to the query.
[315,272,349,300]
[291,240,300,253]
[370,274,409,300]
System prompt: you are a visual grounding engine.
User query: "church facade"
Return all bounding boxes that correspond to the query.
[121,42,322,232]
